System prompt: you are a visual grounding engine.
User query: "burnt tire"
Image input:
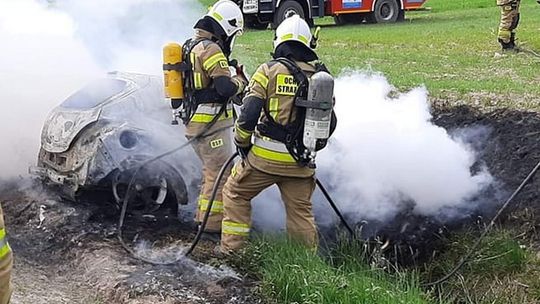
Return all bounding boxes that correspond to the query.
[273,1,305,28]
[111,158,187,217]
[371,0,399,23]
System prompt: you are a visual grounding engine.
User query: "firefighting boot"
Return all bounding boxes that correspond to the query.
[499,38,515,51]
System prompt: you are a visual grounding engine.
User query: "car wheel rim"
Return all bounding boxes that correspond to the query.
[112,172,168,211]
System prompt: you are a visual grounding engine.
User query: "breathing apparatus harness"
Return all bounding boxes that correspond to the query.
[257,57,334,168]
[165,37,230,126]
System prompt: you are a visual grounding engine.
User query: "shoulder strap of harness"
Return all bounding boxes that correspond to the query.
[181,38,230,124]
[256,58,311,165]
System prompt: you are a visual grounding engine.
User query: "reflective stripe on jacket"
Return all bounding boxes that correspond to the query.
[185,29,234,137]
[251,136,296,163]
[0,229,10,260]
[237,60,317,177]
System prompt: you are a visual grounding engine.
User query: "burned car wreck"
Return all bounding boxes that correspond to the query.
[31,72,202,218]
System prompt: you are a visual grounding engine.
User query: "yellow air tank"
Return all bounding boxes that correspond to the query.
[163,42,184,100]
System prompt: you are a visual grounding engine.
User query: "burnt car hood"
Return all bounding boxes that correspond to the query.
[41,73,142,153]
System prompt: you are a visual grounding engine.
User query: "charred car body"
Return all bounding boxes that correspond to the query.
[31,72,202,218]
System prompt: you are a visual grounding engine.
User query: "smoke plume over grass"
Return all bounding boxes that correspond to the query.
[253,72,494,231]
[0,0,202,178]
[317,72,493,223]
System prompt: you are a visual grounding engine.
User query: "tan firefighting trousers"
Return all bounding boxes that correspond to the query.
[190,127,233,232]
[497,0,520,43]
[220,160,318,252]
[0,205,12,304]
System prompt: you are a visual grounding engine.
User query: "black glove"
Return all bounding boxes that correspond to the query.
[236,144,252,159]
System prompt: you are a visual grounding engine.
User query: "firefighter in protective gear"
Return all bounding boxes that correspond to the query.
[497,0,521,50]
[0,204,13,304]
[184,0,247,235]
[220,15,337,252]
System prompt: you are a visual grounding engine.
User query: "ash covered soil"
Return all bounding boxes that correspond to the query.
[433,105,540,217]
[1,104,539,304]
[1,183,260,304]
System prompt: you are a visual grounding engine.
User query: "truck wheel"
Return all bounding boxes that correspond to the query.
[273,1,305,28]
[371,0,399,23]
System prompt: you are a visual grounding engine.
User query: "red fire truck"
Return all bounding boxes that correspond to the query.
[238,0,427,28]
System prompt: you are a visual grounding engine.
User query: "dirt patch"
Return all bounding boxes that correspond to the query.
[432,105,540,212]
[1,183,260,304]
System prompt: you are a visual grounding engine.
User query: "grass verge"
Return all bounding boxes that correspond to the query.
[423,227,540,304]
[233,237,438,304]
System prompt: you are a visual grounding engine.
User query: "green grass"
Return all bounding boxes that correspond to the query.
[235,237,439,304]
[422,228,540,304]
[228,0,540,110]
[232,229,540,304]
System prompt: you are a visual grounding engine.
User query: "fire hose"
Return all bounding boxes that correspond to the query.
[118,121,539,284]
[424,158,540,287]
[117,111,232,265]
[118,134,355,264]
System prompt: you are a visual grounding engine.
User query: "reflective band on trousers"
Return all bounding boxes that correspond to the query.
[252,136,296,163]
[222,221,250,236]
[199,198,224,213]
[0,228,11,259]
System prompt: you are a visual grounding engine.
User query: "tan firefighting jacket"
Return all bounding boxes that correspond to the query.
[185,29,244,137]
[235,60,317,178]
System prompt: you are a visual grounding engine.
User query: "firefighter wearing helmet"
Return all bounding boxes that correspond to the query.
[219,14,337,253]
[0,204,13,304]
[181,0,247,237]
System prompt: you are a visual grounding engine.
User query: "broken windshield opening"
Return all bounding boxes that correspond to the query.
[61,79,127,109]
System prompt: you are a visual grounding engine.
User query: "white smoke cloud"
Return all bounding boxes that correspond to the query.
[57,0,204,74]
[316,71,493,222]
[251,72,494,231]
[0,0,202,178]
[0,0,103,177]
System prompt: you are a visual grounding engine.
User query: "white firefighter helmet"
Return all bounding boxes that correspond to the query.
[207,0,244,37]
[273,14,313,51]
